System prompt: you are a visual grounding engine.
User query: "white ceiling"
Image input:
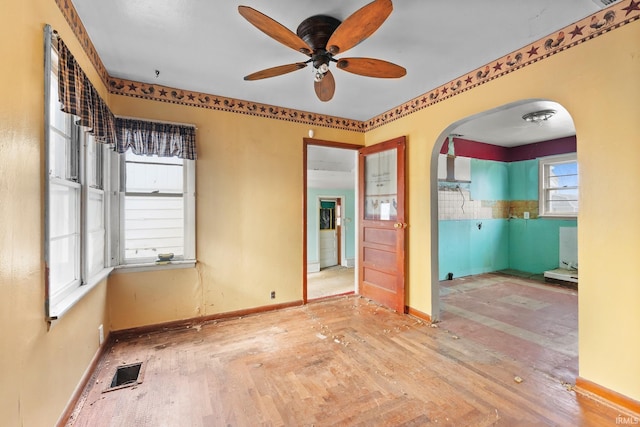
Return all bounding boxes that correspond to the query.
[452,99,575,147]
[70,0,601,182]
[71,0,612,124]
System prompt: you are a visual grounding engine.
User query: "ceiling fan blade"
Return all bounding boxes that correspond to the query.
[336,57,406,78]
[314,70,335,102]
[244,63,308,81]
[238,6,312,56]
[326,0,393,55]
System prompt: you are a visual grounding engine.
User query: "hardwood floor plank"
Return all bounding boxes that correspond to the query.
[67,292,632,426]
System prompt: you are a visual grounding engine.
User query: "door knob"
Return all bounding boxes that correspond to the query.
[394,222,407,229]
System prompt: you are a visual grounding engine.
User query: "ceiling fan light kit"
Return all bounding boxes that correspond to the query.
[238,0,406,102]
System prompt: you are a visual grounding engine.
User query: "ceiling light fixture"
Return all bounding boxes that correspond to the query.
[522,109,556,123]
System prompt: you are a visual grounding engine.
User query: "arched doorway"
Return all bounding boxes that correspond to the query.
[431,99,580,384]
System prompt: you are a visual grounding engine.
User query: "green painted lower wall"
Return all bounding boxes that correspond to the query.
[439,219,509,279]
[508,219,577,272]
[439,217,577,279]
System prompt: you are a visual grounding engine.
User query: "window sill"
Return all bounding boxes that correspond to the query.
[48,267,113,323]
[113,260,197,274]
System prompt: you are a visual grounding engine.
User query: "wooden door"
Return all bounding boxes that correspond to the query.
[358,136,406,313]
[319,199,338,268]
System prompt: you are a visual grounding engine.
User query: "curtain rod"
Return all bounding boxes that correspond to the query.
[116,115,197,129]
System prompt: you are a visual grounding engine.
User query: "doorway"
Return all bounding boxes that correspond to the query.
[431,98,579,383]
[304,139,359,301]
[319,198,340,269]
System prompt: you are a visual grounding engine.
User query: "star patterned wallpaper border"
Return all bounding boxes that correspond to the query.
[55,0,640,133]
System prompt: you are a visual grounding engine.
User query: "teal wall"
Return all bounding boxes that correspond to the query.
[470,159,509,200]
[439,157,577,279]
[439,219,509,278]
[508,159,539,200]
[307,188,356,265]
[508,218,577,273]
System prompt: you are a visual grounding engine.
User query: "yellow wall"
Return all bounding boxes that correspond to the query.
[1,1,638,425]
[0,1,112,425]
[108,95,363,330]
[366,21,640,402]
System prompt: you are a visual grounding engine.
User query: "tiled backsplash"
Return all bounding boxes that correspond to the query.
[438,183,539,221]
[438,183,491,220]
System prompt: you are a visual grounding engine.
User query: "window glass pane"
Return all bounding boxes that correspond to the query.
[546,189,579,213]
[87,190,104,230]
[49,132,70,179]
[547,173,578,189]
[124,196,184,260]
[126,159,183,193]
[87,190,105,275]
[87,229,105,277]
[50,182,79,238]
[49,70,68,133]
[546,162,578,188]
[49,234,80,298]
[86,136,96,187]
[364,148,397,220]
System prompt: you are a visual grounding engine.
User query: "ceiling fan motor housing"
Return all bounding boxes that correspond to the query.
[297,15,341,77]
[296,15,341,52]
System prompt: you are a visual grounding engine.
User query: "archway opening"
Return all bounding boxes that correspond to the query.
[431,99,579,384]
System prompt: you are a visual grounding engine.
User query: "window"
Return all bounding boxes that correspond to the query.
[539,153,578,217]
[45,36,112,319]
[84,134,108,278]
[121,150,195,264]
[45,28,197,319]
[47,62,82,304]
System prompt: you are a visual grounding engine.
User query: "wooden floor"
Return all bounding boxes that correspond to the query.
[439,272,579,386]
[68,277,628,426]
[307,265,355,300]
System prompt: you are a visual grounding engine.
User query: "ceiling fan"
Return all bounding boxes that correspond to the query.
[238,0,406,102]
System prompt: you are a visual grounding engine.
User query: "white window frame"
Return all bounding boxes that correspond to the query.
[45,27,113,321]
[538,153,578,219]
[116,151,196,270]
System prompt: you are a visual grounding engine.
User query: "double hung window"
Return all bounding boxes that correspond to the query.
[47,57,81,305]
[539,153,579,218]
[121,151,195,263]
[46,45,111,317]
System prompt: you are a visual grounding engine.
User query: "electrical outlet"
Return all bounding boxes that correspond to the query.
[270,291,276,299]
[524,212,530,219]
[98,324,104,345]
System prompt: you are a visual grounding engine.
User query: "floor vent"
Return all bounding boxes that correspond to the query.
[104,362,144,392]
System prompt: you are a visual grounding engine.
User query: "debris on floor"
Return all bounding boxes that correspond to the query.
[514,376,524,384]
[561,381,573,391]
